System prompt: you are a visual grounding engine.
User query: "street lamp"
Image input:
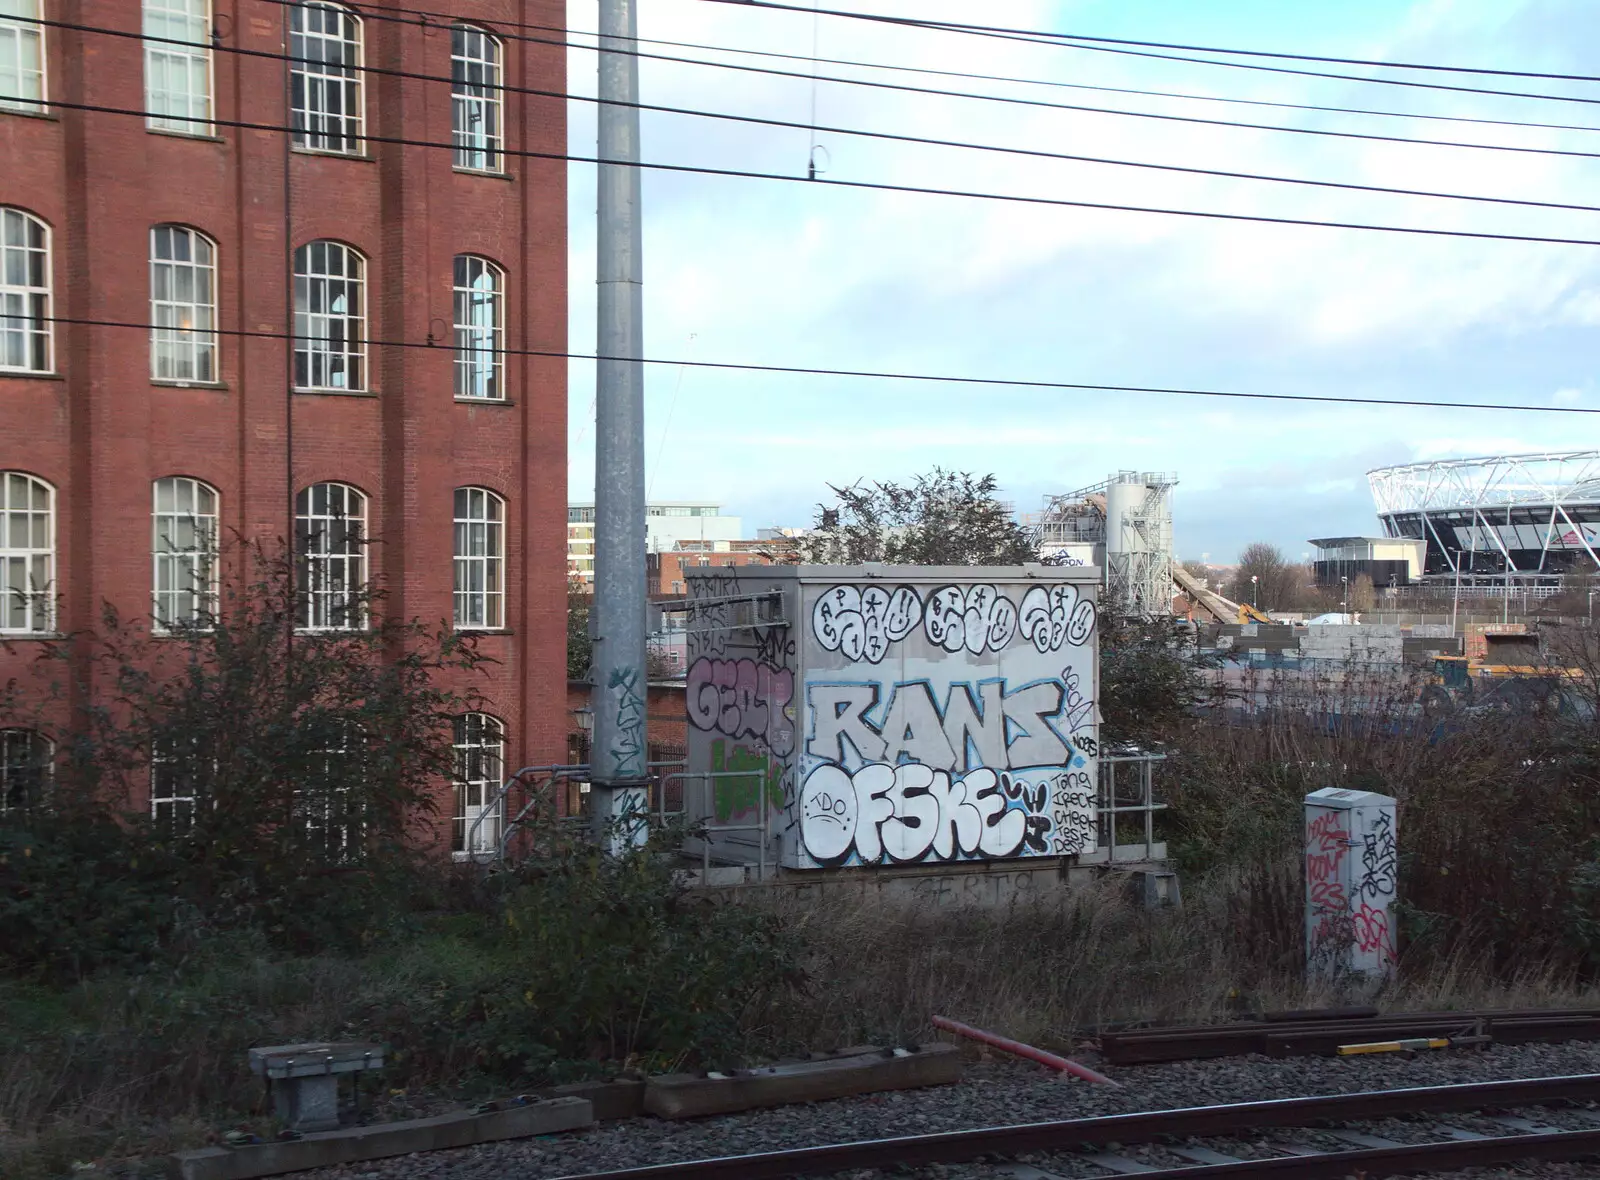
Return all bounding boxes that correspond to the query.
[1251,574,1259,609]
[1341,576,1349,617]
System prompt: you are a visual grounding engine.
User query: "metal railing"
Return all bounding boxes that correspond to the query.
[661,768,774,881]
[465,753,1170,872]
[1083,751,1168,865]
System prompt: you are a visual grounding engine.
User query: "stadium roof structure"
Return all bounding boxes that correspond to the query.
[1367,451,1600,582]
[1368,451,1600,516]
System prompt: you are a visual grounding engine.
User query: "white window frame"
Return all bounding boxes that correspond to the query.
[0,727,51,815]
[451,24,502,173]
[143,0,213,135]
[293,240,366,391]
[152,476,219,631]
[453,254,503,400]
[0,206,50,373]
[453,487,504,630]
[290,2,364,155]
[452,712,504,857]
[0,470,52,634]
[296,481,367,631]
[150,225,218,382]
[149,735,201,833]
[299,723,362,861]
[0,0,45,115]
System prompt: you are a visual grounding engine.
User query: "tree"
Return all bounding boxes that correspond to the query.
[801,468,1038,565]
[567,578,592,680]
[0,546,489,968]
[1349,573,1377,613]
[1227,543,1306,612]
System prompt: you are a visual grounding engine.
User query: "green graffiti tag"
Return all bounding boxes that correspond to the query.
[710,739,785,823]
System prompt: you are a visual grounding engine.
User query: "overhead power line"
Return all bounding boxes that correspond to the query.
[299,0,1600,137]
[708,0,1600,89]
[160,6,1600,164]
[34,313,1600,417]
[31,16,1600,228]
[700,0,1600,110]
[19,90,1600,249]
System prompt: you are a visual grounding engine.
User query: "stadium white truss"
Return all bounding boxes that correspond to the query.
[1368,451,1600,579]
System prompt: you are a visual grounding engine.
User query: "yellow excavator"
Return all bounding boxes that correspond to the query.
[1172,565,1273,625]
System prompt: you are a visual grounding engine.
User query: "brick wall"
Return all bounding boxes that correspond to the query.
[0,0,567,848]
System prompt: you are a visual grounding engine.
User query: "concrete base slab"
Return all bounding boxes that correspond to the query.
[171,1097,592,1180]
[643,1043,962,1119]
[534,1078,644,1122]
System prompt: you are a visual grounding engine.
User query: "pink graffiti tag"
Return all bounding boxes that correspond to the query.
[686,658,795,757]
[1309,881,1347,912]
[1305,812,1349,911]
[1352,902,1396,964]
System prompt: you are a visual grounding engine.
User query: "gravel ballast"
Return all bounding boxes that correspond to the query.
[298,1039,1600,1179]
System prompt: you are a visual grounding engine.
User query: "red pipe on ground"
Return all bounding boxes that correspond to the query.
[931,1015,1119,1087]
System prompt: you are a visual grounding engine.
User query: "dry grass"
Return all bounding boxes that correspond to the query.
[7,877,1600,1179]
[757,873,1600,1053]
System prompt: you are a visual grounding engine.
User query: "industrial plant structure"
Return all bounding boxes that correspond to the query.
[1028,472,1176,618]
[1368,452,1600,596]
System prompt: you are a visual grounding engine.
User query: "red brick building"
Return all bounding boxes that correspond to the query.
[0,0,567,855]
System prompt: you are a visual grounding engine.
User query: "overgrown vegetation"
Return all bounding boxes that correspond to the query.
[11,495,1600,1176]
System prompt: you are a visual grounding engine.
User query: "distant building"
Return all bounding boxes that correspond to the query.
[647,546,780,597]
[567,501,743,583]
[1310,537,1426,590]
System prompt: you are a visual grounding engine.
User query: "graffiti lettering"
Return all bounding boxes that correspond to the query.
[686,657,797,757]
[607,665,645,779]
[686,573,738,658]
[1072,733,1098,757]
[1359,810,1397,900]
[806,679,1070,771]
[709,739,785,823]
[812,584,922,665]
[1305,812,1349,895]
[799,762,1084,865]
[1352,901,1396,963]
[1051,770,1096,854]
[923,585,1019,655]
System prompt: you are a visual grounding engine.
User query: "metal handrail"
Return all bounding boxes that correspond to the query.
[462,759,693,866]
[661,769,772,881]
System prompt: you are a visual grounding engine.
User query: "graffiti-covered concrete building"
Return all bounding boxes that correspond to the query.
[682,566,1117,889]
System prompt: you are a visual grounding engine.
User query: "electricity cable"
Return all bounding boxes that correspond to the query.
[269,0,1600,112]
[25,19,1600,225]
[61,9,1600,171]
[29,312,1600,417]
[19,90,1600,248]
[705,0,1600,98]
[242,1,1600,147]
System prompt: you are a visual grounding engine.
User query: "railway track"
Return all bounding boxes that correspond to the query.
[550,1073,1600,1179]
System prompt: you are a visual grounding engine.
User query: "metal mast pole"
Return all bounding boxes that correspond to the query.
[591,0,648,846]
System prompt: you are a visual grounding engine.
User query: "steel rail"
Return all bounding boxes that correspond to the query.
[547,1074,1600,1179]
[1116,1128,1600,1177]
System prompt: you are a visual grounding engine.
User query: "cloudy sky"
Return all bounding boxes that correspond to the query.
[564,0,1600,563]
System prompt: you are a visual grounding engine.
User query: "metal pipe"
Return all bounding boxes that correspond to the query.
[591,0,648,847]
[931,1016,1119,1086]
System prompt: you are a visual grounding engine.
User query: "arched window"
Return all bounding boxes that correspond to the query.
[0,471,52,634]
[451,25,502,172]
[0,728,51,815]
[143,0,211,134]
[150,226,218,382]
[453,255,503,399]
[0,207,50,373]
[290,3,363,154]
[295,482,367,630]
[0,0,45,114]
[152,477,219,629]
[293,241,365,391]
[452,713,504,856]
[453,487,503,629]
